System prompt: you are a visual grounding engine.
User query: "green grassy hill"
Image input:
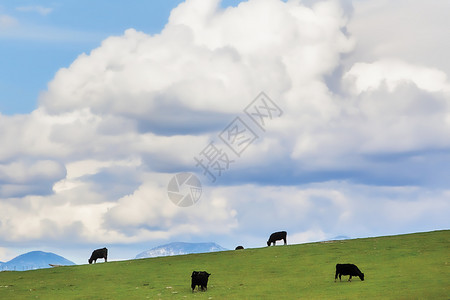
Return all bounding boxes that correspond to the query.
[1,230,448,299]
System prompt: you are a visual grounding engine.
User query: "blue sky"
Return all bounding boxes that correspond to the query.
[1,0,245,114]
[1,0,449,264]
[0,0,184,114]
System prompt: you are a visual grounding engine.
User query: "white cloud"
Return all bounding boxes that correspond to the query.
[346,0,450,74]
[0,160,65,184]
[0,0,449,256]
[343,59,450,94]
[289,229,327,244]
[0,159,65,197]
[2,178,447,250]
[103,174,238,243]
[0,195,114,242]
[198,182,449,243]
[40,0,354,117]
[0,247,17,262]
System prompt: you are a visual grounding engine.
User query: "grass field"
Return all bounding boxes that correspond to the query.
[0,230,448,299]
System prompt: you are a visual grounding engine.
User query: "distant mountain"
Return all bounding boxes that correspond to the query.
[332,235,351,240]
[136,242,227,259]
[321,236,351,242]
[1,251,75,271]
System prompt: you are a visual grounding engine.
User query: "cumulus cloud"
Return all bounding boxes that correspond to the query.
[103,174,238,243]
[344,59,450,94]
[199,182,449,246]
[0,0,449,261]
[0,194,114,243]
[0,159,65,198]
[346,0,450,78]
[0,160,65,184]
[40,0,354,117]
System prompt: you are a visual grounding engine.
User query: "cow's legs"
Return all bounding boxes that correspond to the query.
[283,238,287,245]
[348,275,352,282]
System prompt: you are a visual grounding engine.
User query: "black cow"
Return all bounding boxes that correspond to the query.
[267,231,287,246]
[335,264,364,282]
[191,271,211,292]
[88,247,108,264]
[235,246,244,250]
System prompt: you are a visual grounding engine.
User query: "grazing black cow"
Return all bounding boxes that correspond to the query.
[88,247,108,264]
[191,271,211,292]
[267,231,287,246]
[335,264,364,282]
[235,246,244,250]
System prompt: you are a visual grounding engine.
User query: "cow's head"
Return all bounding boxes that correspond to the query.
[267,241,271,246]
[88,258,93,264]
[360,273,365,281]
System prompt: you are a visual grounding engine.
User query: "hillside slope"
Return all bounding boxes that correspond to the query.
[0,230,448,299]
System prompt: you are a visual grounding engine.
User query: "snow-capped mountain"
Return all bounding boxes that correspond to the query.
[0,251,75,271]
[331,235,350,240]
[135,242,227,259]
